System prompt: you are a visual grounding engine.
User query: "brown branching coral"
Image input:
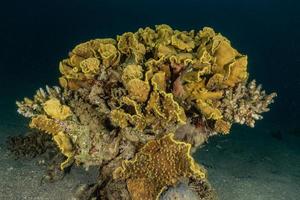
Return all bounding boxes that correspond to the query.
[15,24,276,199]
[16,86,64,118]
[220,80,277,127]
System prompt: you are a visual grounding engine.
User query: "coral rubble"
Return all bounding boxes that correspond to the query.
[6,130,56,159]
[16,24,276,199]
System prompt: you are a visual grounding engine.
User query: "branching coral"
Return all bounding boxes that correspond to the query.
[15,24,276,199]
[16,86,64,118]
[220,80,277,127]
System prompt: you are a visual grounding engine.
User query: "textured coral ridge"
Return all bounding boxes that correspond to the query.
[16,24,276,199]
[113,134,206,200]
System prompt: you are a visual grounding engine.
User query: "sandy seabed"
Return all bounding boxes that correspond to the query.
[0,123,299,200]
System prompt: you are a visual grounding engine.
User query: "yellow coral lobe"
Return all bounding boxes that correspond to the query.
[196,99,222,120]
[213,36,238,69]
[117,32,138,54]
[169,53,194,66]
[70,54,85,67]
[126,178,155,200]
[171,31,195,51]
[146,91,165,118]
[58,77,68,88]
[122,64,144,84]
[145,91,186,125]
[206,73,225,89]
[155,24,173,45]
[138,27,157,50]
[110,109,130,128]
[29,115,74,169]
[53,131,74,170]
[98,43,120,67]
[113,134,206,200]
[224,56,248,87]
[59,61,73,76]
[196,90,223,101]
[121,96,142,116]
[79,57,100,74]
[117,32,146,63]
[29,115,63,135]
[161,92,187,124]
[72,42,93,58]
[156,44,177,58]
[197,48,213,64]
[151,71,166,91]
[43,98,72,120]
[126,79,150,102]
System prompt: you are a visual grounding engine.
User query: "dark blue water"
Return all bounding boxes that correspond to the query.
[0,0,299,128]
[0,1,299,199]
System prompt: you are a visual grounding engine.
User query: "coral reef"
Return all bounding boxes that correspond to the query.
[15,25,276,199]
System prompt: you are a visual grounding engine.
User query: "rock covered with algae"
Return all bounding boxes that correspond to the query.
[16,24,276,200]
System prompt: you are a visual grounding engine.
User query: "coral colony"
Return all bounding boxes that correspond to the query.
[16,25,276,199]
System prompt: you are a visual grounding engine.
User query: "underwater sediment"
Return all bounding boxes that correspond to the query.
[15,24,276,200]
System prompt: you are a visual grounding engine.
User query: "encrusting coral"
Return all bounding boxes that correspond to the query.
[15,24,276,200]
[113,134,206,200]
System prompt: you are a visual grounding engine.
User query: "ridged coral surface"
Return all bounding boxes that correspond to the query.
[113,134,206,200]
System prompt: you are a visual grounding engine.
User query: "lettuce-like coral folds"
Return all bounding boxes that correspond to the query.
[113,134,206,200]
[16,24,276,200]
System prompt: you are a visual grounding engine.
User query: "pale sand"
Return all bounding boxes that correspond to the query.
[0,124,299,200]
[0,124,98,200]
[197,125,300,200]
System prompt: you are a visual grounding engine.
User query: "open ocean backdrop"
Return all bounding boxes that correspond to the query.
[0,0,299,199]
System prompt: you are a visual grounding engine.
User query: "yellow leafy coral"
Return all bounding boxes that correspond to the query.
[98,43,121,67]
[53,131,75,169]
[79,57,100,75]
[117,32,146,63]
[171,31,195,51]
[43,98,72,120]
[29,114,64,135]
[121,64,144,84]
[126,79,150,103]
[29,115,74,169]
[113,134,206,200]
[16,24,277,200]
[58,38,118,88]
[55,25,250,135]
